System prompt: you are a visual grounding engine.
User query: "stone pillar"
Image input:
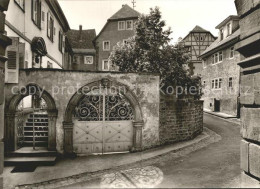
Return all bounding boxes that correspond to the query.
[132,121,144,152]
[0,0,12,188]
[48,110,58,151]
[235,0,260,187]
[63,122,74,154]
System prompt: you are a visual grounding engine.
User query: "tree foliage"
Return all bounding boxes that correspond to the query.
[110,7,201,98]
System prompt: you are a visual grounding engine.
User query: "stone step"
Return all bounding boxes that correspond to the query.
[4,156,57,166]
[6,148,58,157]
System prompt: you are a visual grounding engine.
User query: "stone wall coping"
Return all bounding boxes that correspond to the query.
[19,69,161,76]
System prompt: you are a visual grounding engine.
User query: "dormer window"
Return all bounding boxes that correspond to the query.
[227,23,231,36]
[220,29,224,40]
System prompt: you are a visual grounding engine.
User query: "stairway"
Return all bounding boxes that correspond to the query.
[5,147,57,166]
[5,113,57,167]
[23,113,48,147]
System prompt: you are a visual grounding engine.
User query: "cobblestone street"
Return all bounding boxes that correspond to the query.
[59,114,240,188]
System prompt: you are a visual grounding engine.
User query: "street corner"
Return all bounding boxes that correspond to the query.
[100,166,164,188]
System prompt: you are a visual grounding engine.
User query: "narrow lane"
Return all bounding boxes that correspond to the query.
[156,113,241,188]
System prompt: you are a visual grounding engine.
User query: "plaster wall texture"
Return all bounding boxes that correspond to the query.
[4,70,160,153]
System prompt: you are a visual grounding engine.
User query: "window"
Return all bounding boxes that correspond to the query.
[227,23,231,36]
[118,21,125,30]
[47,12,54,41]
[32,0,41,28]
[59,31,63,52]
[214,53,219,63]
[47,61,53,68]
[212,52,223,64]
[229,77,233,88]
[103,41,110,51]
[220,29,224,40]
[200,36,204,41]
[126,20,133,30]
[212,78,222,89]
[211,80,215,89]
[202,60,206,68]
[15,0,25,11]
[73,55,80,64]
[84,56,93,64]
[203,80,206,87]
[219,51,223,62]
[102,60,109,71]
[230,46,234,59]
[123,39,129,45]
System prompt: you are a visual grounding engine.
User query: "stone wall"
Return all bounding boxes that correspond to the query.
[159,94,203,145]
[4,69,160,153]
[235,0,260,187]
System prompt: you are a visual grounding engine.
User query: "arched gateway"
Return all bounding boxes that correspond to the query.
[5,84,58,151]
[63,78,144,155]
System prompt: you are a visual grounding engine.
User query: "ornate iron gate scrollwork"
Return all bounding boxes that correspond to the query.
[74,92,134,121]
[73,90,134,154]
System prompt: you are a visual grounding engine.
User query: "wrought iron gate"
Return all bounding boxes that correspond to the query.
[73,90,134,155]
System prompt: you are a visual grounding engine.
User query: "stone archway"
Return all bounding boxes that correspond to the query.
[5,84,58,151]
[63,78,144,154]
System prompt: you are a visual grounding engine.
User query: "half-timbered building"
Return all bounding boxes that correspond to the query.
[180,26,216,75]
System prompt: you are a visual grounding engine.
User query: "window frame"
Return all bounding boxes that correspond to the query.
[103,41,110,51]
[47,12,54,42]
[220,28,224,40]
[14,0,25,11]
[212,78,222,90]
[118,21,126,30]
[84,56,93,64]
[228,77,233,88]
[102,59,110,71]
[126,20,133,30]
[58,30,63,52]
[31,0,41,29]
[227,23,231,36]
[219,51,223,62]
[230,46,235,59]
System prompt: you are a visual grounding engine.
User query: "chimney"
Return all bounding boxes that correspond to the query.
[122,4,125,7]
[79,25,82,41]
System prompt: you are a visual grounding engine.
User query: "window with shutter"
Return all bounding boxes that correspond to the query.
[41,4,45,30]
[5,37,19,84]
[47,12,54,42]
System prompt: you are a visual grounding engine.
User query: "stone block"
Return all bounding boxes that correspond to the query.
[235,0,260,17]
[0,142,3,174]
[241,140,249,172]
[254,72,260,105]
[241,107,260,142]
[241,171,260,188]
[240,74,255,105]
[249,143,260,178]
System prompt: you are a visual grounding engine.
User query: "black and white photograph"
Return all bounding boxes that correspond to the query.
[0,0,260,188]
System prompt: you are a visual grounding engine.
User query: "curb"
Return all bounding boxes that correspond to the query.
[15,127,221,189]
[204,111,241,126]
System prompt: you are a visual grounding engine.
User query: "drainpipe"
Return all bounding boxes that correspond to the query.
[0,0,12,188]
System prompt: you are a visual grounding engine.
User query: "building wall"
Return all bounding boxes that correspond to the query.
[95,19,137,71]
[235,0,260,186]
[201,45,240,116]
[5,0,66,68]
[5,70,160,153]
[160,94,203,145]
[71,53,96,71]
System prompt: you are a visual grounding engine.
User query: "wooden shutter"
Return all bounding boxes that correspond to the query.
[5,37,19,84]
[18,43,25,69]
[47,12,50,37]
[62,34,66,53]
[41,4,45,30]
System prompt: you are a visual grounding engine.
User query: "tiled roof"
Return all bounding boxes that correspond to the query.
[66,29,96,49]
[109,4,141,20]
[191,25,209,33]
[201,29,240,57]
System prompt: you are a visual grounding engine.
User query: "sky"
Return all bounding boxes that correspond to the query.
[58,0,237,43]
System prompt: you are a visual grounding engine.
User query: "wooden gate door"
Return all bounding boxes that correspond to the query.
[73,90,134,155]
